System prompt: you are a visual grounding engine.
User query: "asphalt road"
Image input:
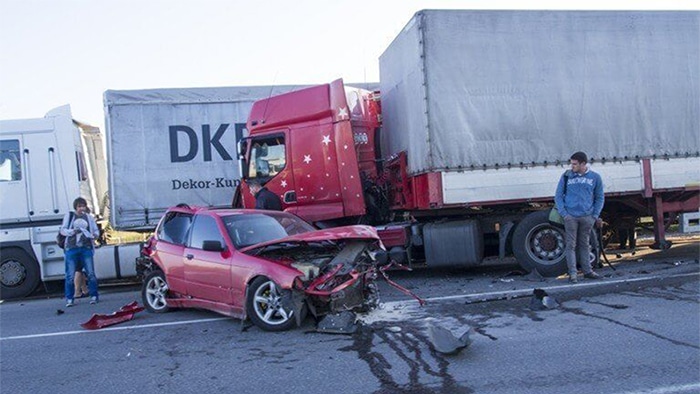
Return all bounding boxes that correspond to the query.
[1,241,698,394]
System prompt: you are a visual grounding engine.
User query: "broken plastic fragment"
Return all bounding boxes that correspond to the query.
[316,311,357,335]
[427,324,472,355]
[530,288,559,310]
[80,301,144,330]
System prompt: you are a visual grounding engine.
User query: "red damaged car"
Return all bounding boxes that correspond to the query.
[137,205,386,331]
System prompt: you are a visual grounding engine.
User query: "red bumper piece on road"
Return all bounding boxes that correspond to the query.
[80,301,145,330]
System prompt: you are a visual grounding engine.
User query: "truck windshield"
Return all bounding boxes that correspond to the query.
[247,136,285,180]
[222,212,314,249]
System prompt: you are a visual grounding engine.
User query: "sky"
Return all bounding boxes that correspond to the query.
[0,0,697,130]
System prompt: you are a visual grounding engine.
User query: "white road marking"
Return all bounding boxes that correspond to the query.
[617,382,700,394]
[375,272,700,310]
[0,317,229,342]
[2,272,697,342]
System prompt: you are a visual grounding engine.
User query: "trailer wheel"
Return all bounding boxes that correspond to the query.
[512,211,567,277]
[0,248,41,299]
[513,211,601,277]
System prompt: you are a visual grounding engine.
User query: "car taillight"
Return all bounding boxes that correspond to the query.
[141,236,155,257]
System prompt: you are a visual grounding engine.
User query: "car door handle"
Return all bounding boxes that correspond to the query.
[186,254,194,260]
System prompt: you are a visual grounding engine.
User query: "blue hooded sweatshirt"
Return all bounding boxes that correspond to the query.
[554,169,604,219]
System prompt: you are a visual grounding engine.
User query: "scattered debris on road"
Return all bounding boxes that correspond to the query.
[80,301,144,330]
[316,311,358,335]
[427,323,472,355]
[529,288,559,310]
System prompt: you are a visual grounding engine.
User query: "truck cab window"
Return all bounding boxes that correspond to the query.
[248,136,285,180]
[0,139,21,182]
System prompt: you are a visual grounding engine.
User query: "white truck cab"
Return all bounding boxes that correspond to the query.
[0,106,138,299]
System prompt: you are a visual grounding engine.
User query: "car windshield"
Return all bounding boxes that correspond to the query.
[222,212,315,249]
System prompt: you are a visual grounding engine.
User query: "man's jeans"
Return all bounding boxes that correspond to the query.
[563,215,596,277]
[64,247,98,300]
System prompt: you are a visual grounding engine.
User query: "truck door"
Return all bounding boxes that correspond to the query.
[0,138,27,222]
[242,133,294,210]
[22,129,63,219]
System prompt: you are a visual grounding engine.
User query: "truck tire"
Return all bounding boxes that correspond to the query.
[512,211,567,277]
[0,248,41,299]
[513,211,601,277]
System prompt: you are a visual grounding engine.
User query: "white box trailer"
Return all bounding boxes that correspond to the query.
[380,10,699,175]
[380,10,700,207]
[105,85,337,229]
[0,106,140,299]
[378,10,699,256]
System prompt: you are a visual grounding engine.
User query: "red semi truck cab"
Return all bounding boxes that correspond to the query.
[238,79,383,225]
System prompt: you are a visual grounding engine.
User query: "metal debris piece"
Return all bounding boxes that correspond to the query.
[80,301,144,330]
[530,288,559,310]
[316,311,358,335]
[427,324,472,355]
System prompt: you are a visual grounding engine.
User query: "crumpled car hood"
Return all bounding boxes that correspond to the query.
[239,225,380,254]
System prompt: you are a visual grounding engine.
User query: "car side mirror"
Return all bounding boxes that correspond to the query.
[202,240,225,252]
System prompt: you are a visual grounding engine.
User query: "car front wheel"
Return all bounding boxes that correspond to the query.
[142,271,170,313]
[246,277,296,331]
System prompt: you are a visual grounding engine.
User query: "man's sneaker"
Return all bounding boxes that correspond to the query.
[568,275,578,284]
[584,272,603,280]
[90,296,98,304]
[66,299,74,307]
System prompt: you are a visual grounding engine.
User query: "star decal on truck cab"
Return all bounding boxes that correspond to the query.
[337,107,348,120]
[303,154,312,164]
[322,135,331,146]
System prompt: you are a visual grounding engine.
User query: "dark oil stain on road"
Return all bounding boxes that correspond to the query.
[339,323,474,394]
[582,300,629,309]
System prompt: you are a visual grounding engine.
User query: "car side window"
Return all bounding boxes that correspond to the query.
[157,212,193,246]
[189,215,226,250]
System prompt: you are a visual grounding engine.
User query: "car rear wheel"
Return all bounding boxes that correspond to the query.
[142,271,170,313]
[246,277,296,331]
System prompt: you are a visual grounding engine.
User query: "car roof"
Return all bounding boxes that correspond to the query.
[164,205,289,218]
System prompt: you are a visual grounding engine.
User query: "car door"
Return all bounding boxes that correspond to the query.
[183,213,233,303]
[153,211,193,294]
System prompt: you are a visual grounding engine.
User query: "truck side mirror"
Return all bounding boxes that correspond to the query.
[237,139,248,160]
[238,139,249,178]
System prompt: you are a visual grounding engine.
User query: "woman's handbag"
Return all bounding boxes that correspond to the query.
[56,212,75,249]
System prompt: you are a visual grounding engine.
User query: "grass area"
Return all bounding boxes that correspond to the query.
[99,221,150,245]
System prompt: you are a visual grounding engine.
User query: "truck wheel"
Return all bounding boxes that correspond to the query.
[0,248,41,299]
[142,271,170,313]
[512,211,567,277]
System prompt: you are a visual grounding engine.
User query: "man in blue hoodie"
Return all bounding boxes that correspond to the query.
[555,151,605,283]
